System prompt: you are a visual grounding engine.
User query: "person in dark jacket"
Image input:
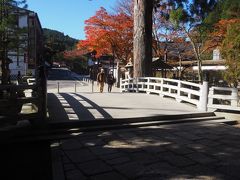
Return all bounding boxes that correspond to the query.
[97,68,106,93]
[17,71,22,84]
[107,71,115,93]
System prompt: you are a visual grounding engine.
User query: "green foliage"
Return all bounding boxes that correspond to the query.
[42,28,78,63]
[221,0,240,19]
[170,8,188,27]
[190,0,217,20]
[43,28,78,51]
[0,0,28,49]
[222,22,240,87]
[168,0,218,82]
[205,0,240,25]
[69,56,88,74]
[0,0,28,84]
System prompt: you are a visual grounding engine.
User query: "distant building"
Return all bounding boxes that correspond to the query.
[8,7,43,77]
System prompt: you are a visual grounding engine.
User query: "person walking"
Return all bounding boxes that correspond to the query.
[107,71,115,93]
[97,68,106,93]
[17,71,22,85]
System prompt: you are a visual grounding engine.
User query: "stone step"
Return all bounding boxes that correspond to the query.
[0,117,236,144]
[202,118,237,125]
[48,116,229,133]
[1,112,238,144]
[48,112,216,129]
[1,115,235,144]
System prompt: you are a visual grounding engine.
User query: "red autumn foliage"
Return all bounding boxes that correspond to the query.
[206,18,240,49]
[77,7,133,64]
[63,48,89,59]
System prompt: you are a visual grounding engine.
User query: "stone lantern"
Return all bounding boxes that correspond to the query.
[125,58,133,79]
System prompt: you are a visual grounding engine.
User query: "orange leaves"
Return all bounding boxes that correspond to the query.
[212,18,240,40]
[207,18,240,51]
[63,48,89,59]
[77,7,133,63]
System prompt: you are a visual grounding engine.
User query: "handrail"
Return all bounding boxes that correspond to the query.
[121,77,240,112]
[121,77,207,111]
[208,86,240,111]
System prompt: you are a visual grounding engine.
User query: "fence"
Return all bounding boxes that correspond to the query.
[47,79,94,93]
[121,77,239,112]
[208,86,240,111]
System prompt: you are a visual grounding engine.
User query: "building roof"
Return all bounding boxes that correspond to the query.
[152,58,173,69]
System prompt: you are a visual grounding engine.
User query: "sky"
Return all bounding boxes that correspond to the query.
[27,0,118,40]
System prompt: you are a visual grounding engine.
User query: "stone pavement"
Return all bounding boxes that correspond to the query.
[47,81,199,122]
[48,80,240,180]
[52,121,240,180]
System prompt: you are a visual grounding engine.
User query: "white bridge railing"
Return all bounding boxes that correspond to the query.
[208,87,240,111]
[120,77,240,112]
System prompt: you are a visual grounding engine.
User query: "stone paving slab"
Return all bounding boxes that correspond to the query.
[52,122,240,180]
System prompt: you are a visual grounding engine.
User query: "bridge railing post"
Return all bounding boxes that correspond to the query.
[57,82,60,93]
[128,78,130,92]
[120,78,123,92]
[92,80,94,93]
[146,77,150,94]
[198,81,208,111]
[159,78,164,97]
[231,88,239,107]
[176,80,182,103]
[136,77,139,93]
[74,82,77,93]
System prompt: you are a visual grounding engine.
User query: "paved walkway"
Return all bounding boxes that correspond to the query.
[47,81,199,122]
[47,80,240,180]
[52,121,240,180]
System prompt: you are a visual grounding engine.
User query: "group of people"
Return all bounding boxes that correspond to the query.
[97,68,115,93]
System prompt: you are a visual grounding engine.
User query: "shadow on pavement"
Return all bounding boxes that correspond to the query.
[73,93,112,119]
[47,93,69,122]
[0,141,52,180]
[54,122,240,180]
[47,93,113,122]
[60,93,95,120]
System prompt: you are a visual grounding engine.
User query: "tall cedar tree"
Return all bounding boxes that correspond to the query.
[133,0,153,77]
[133,0,190,77]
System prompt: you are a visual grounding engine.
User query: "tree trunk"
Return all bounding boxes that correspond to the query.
[0,0,8,85]
[178,53,182,80]
[1,52,7,85]
[133,0,153,77]
[184,29,203,83]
